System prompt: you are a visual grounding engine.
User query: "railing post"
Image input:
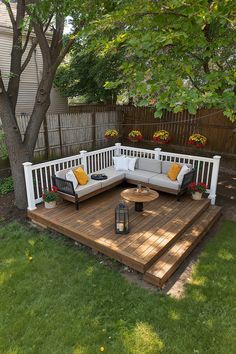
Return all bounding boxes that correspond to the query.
[80,150,88,173]
[154,147,162,160]
[23,162,36,211]
[115,142,121,156]
[209,155,221,205]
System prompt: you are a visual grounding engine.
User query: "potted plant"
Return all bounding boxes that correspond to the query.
[104,129,119,140]
[42,186,58,209]
[128,130,143,142]
[188,182,207,200]
[188,133,207,148]
[153,130,170,145]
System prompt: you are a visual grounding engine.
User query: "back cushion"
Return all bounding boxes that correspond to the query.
[162,161,192,174]
[137,158,162,173]
[55,165,83,179]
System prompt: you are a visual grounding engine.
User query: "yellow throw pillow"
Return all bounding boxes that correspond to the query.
[167,163,181,181]
[73,166,89,185]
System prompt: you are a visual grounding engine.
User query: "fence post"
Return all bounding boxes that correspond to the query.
[58,114,63,157]
[115,142,121,156]
[43,116,49,160]
[209,155,221,205]
[154,147,162,160]
[91,112,96,150]
[23,162,36,211]
[80,150,88,173]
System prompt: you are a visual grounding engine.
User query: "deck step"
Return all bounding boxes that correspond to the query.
[144,206,221,288]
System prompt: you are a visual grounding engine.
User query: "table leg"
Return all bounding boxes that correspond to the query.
[135,202,143,212]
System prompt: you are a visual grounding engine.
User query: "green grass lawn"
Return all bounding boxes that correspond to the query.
[0,221,235,354]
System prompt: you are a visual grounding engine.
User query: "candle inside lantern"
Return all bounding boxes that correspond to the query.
[117,222,124,232]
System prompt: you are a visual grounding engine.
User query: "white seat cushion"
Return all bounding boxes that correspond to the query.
[74,178,102,198]
[96,167,125,188]
[125,169,157,183]
[149,174,180,191]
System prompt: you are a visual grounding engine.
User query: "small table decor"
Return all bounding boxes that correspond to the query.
[121,188,159,212]
[91,174,108,180]
[134,184,150,194]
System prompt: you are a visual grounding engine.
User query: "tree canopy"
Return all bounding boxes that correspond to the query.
[87,0,236,119]
[54,49,122,104]
[0,0,117,208]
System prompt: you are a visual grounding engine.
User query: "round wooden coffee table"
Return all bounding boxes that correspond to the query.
[121,188,159,212]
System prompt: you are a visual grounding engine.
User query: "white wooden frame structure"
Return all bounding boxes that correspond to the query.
[23,143,221,210]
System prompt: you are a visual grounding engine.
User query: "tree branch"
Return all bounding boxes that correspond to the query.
[0,70,19,128]
[21,13,53,73]
[53,23,84,71]
[22,26,32,53]
[32,21,51,67]
[133,10,189,19]
[7,0,26,113]
[188,75,205,93]
[21,39,38,72]
[2,0,16,30]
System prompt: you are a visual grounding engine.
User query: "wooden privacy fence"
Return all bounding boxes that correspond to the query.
[1,105,235,163]
[70,105,236,156]
[10,110,120,159]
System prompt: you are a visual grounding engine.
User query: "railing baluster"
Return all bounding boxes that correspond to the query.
[34,170,39,200]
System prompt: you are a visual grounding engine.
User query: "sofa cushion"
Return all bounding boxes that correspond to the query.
[125,169,157,183]
[177,164,191,184]
[74,178,102,198]
[96,167,125,188]
[137,158,162,174]
[74,166,89,185]
[116,157,130,171]
[55,165,83,179]
[127,157,138,171]
[112,155,125,168]
[162,161,192,174]
[149,174,180,191]
[167,163,181,181]
[65,170,78,190]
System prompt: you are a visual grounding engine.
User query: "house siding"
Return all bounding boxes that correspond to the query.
[0,4,68,115]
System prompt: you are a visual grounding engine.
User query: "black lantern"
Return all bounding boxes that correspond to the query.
[115,202,129,234]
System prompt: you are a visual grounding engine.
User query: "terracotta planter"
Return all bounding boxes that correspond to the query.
[192,192,203,201]
[44,201,57,209]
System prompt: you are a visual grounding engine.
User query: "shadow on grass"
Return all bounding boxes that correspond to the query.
[0,221,235,354]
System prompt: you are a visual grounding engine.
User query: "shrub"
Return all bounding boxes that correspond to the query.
[0,176,14,195]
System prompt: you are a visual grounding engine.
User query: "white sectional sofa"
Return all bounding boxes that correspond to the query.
[52,157,194,209]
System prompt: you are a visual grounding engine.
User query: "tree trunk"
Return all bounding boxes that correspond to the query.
[0,79,32,209]
[7,145,33,210]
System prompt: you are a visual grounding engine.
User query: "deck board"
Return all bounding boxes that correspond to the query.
[28,186,214,273]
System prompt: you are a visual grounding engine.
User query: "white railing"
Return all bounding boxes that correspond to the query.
[23,145,117,210]
[23,143,221,210]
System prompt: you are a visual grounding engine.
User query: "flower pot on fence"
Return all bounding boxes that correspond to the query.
[44,201,57,209]
[192,192,203,201]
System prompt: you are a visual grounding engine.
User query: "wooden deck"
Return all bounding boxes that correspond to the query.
[28,186,221,287]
